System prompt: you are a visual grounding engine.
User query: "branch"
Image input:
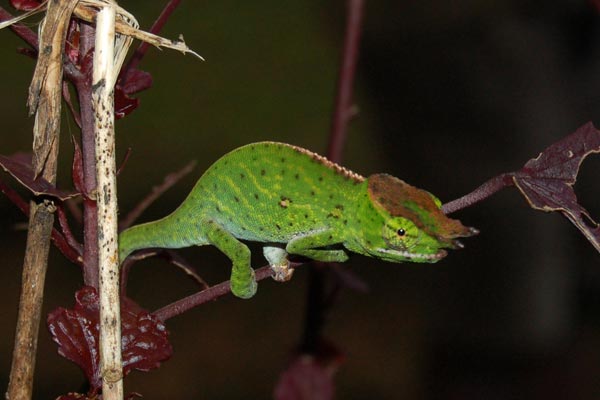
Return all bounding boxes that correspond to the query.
[119,160,196,230]
[326,0,364,164]
[303,0,365,354]
[153,262,304,321]
[121,0,182,80]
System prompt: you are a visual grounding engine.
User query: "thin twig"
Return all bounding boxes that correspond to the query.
[0,6,39,49]
[119,161,196,230]
[326,0,364,164]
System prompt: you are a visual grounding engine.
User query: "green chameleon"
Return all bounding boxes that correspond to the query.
[119,142,477,299]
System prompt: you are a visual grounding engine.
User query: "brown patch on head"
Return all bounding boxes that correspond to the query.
[367,174,475,240]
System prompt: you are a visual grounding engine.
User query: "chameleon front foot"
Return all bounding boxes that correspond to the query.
[263,246,295,282]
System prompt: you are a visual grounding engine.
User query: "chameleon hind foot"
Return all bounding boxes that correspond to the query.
[230,266,257,299]
[263,246,294,282]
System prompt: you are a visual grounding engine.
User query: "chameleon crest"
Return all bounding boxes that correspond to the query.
[119,142,476,299]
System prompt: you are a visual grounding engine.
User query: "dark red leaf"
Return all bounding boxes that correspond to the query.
[120,69,152,95]
[47,287,173,394]
[0,153,78,200]
[114,69,152,119]
[512,122,600,252]
[114,88,141,119]
[10,0,41,11]
[274,342,343,400]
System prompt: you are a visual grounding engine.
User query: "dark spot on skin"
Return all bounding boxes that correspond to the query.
[281,157,286,163]
[335,205,344,210]
[343,219,348,225]
[261,169,266,176]
[289,222,293,226]
[304,214,309,219]
[366,240,372,245]
[213,183,217,189]
[228,217,233,222]
[294,174,299,180]
[276,224,282,230]
[254,194,259,200]
[240,173,245,179]
[310,191,315,196]
[216,206,222,213]
[259,227,264,231]
[328,235,333,240]
[329,194,334,199]
[234,196,240,202]
[318,177,323,182]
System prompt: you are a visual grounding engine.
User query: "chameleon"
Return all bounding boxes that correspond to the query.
[119,142,477,299]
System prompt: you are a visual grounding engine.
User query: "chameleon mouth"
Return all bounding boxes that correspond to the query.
[372,248,448,262]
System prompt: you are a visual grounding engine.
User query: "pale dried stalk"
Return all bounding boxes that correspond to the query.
[93,5,123,399]
[6,1,77,398]
[0,0,203,59]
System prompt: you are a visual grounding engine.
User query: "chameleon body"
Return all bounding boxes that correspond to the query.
[119,142,476,299]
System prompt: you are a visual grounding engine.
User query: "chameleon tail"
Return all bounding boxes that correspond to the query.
[118,214,204,263]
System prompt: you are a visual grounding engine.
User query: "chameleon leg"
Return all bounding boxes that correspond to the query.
[203,219,257,299]
[263,246,294,282]
[286,229,349,262]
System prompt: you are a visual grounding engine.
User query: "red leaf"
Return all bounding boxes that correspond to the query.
[10,0,41,11]
[47,287,173,394]
[121,69,152,95]
[512,122,600,252]
[0,153,78,200]
[114,88,141,119]
[274,342,343,400]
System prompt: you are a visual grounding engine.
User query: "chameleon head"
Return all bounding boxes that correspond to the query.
[349,174,477,263]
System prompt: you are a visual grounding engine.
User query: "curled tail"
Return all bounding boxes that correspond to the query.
[118,214,207,263]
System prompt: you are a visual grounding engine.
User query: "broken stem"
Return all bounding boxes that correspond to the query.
[93,5,123,399]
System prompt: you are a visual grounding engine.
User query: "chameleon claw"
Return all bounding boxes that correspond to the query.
[263,246,294,282]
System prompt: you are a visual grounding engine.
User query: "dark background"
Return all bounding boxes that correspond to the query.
[1,0,600,398]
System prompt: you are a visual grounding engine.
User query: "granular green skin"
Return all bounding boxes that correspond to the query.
[119,142,475,299]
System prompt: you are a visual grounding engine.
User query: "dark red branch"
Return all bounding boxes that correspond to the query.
[153,262,303,321]
[326,0,365,164]
[120,0,182,81]
[0,6,39,50]
[304,0,365,355]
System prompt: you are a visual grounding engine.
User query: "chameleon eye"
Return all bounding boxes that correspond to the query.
[397,228,406,237]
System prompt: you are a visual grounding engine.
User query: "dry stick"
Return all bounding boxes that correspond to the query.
[93,5,123,399]
[302,0,365,354]
[5,1,77,399]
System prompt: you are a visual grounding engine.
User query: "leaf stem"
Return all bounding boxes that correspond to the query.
[441,173,514,215]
